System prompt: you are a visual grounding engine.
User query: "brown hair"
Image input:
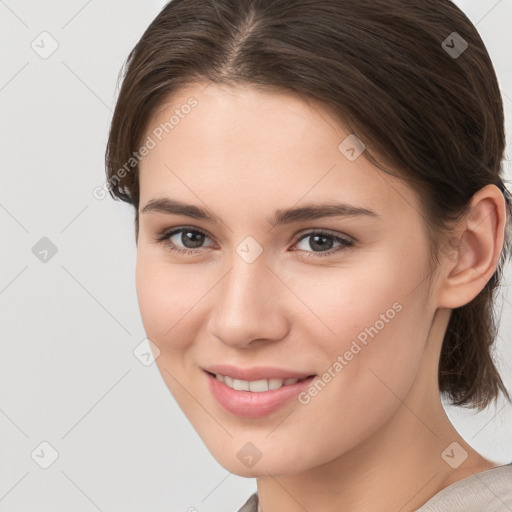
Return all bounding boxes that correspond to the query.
[105,0,511,410]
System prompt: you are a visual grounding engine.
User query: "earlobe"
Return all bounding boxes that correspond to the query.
[437,184,507,309]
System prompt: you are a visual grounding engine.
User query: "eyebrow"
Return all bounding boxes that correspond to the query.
[141,197,380,225]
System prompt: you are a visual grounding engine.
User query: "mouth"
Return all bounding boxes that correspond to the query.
[203,369,317,418]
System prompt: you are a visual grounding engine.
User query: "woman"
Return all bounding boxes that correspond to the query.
[105,0,512,510]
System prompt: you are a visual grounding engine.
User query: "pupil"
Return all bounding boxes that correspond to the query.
[311,235,333,252]
[183,231,204,248]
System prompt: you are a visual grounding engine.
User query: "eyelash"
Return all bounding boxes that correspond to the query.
[154,226,355,258]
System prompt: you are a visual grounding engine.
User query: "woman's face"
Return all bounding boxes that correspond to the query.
[136,82,442,476]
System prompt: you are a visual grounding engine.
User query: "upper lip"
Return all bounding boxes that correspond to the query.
[203,364,315,381]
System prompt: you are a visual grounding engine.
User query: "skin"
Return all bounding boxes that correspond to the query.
[135,82,506,512]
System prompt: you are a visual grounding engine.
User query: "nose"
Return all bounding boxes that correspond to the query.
[208,250,290,349]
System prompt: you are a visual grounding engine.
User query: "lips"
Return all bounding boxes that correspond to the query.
[203,364,317,418]
[205,372,316,418]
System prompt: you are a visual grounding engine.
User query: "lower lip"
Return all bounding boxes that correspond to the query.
[205,371,316,419]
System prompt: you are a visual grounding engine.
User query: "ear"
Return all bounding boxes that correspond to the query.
[437,184,507,309]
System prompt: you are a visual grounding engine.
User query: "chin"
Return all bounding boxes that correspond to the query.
[202,436,311,478]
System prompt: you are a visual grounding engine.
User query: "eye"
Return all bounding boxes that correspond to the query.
[293,230,354,258]
[155,227,215,255]
[154,227,355,258]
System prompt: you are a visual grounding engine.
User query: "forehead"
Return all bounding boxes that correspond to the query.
[138,82,420,224]
[144,82,344,162]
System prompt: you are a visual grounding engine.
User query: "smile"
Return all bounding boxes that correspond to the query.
[204,368,317,418]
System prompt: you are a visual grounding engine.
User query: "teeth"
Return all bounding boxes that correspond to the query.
[269,378,284,390]
[249,379,269,392]
[233,379,249,391]
[215,373,303,392]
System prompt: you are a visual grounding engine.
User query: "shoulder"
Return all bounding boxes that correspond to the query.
[416,462,512,511]
[236,492,258,512]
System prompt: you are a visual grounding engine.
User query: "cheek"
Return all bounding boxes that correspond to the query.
[135,252,203,406]
[286,249,419,347]
[293,247,431,405]
[135,251,195,349]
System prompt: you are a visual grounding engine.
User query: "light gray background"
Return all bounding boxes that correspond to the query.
[0,1,511,511]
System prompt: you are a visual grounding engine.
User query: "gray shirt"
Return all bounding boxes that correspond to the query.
[236,462,512,511]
